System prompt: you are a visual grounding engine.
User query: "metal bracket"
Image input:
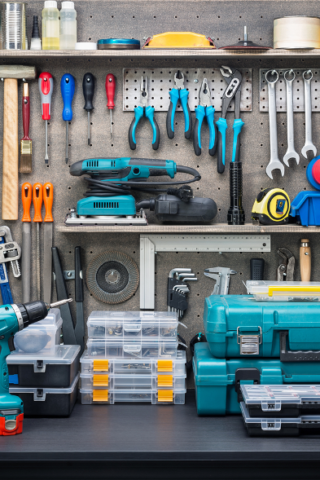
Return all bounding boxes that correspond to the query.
[64,270,75,280]
[140,235,271,310]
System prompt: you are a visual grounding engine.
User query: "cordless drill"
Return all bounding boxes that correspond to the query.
[0,298,71,436]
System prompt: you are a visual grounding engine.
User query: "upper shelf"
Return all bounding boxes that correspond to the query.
[1,49,320,59]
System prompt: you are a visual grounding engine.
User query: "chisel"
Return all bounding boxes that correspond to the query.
[43,182,54,304]
[21,182,32,303]
[74,246,84,353]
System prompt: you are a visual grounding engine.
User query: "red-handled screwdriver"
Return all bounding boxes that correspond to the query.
[105,74,116,138]
[38,72,53,164]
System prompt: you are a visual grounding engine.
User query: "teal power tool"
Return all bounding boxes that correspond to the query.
[128,76,160,151]
[166,71,192,140]
[61,73,75,163]
[193,78,217,156]
[65,157,201,226]
[0,298,71,435]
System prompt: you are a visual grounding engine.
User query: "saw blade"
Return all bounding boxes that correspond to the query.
[86,250,139,304]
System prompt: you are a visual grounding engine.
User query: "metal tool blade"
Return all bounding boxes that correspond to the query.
[36,223,41,299]
[22,222,31,303]
[43,223,53,304]
[74,246,84,353]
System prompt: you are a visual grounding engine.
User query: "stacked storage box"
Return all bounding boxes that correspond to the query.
[80,311,187,404]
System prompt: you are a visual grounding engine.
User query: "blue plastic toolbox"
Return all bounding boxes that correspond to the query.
[193,342,320,415]
[203,295,320,359]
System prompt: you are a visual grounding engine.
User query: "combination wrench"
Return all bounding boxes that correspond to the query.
[301,70,317,160]
[265,70,285,179]
[283,70,299,166]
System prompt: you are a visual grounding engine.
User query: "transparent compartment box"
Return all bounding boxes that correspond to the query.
[80,386,186,405]
[87,338,180,358]
[80,372,186,390]
[80,349,186,375]
[87,311,180,340]
[14,308,62,354]
[246,281,320,302]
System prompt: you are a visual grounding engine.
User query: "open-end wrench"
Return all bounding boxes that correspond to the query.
[301,70,317,160]
[265,70,285,179]
[283,70,299,167]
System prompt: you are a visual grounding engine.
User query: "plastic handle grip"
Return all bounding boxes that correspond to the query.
[33,182,43,222]
[300,240,311,282]
[206,106,217,156]
[216,117,228,174]
[22,85,30,140]
[166,89,179,139]
[193,105,205,156]
[250,258,265,281]
[43,182,53,222]
[83,73,95,112]
[232,118,245,163]
[128,106,144,150]
[21,182,32,222]
[106,74,116,109]
[145,105,160,150]
[75,246,84,302]
[39,72,53,120]
[61,73,75,122]
[179,89,192,139]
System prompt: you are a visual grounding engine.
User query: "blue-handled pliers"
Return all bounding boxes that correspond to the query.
[128,76,160,151]
[216,66,244,174]
[193,78,217,156]
[166,71,192,140]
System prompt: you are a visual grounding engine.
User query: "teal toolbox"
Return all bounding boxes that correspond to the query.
[193,342,320,415]
[203,295,320,359]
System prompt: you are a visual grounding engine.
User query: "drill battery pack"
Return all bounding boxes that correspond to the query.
[0,413,24,436]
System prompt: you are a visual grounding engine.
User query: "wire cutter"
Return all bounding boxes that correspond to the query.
[166,70,192,140]
[128,76,160,151]
[216,66,244,174]
[193,78,217,156]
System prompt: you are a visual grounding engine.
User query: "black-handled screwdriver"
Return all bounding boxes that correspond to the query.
[83,73,95,145]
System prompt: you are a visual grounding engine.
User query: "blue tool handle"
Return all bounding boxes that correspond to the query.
[193,105,205,156]
[0,237,13,304]
[232,118,245,163]
[179,89,192,139]
[166,89,179,139]
[61,73,75,121]
[128,106,144,150]
[216,117,228,174]
[206,106,217,157]
[145,106,160,151]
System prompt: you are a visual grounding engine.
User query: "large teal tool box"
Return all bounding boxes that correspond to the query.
[193,343,320,415]
[203,295,320,359]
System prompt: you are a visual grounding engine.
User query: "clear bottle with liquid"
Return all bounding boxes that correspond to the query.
[60,1,77,50]
[42,0,60,50]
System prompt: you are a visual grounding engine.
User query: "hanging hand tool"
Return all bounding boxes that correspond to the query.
[74,246,84,353]
[166,70,192,140]
[204,267,237,295]
[0,226,21,304]
[167,268,197,320]
[283,70,299,166]
[277,248,295,281]
[33,183,43,300]
[216,66,243,174]
[19,83,32,174]
[105,74,116,139]
[22,183,32,303]
[300,239,311,282]
[0,237,13,304]
[301,70,317,160]
[265,70,285,179]
[43,182,54,304]
[82,73,95,145]
[61,73,75,164]
[193,78,217,156]
[39,72,53,165]
[128,76,160,150]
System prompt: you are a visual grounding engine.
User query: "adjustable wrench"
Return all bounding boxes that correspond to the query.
[301,70,317,160]
[283,70,299,167]
[265,70,285,179]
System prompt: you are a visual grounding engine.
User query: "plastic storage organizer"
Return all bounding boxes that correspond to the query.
[80,386,186,404]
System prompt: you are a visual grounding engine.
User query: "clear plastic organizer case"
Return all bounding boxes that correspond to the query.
[80,386,186,405]
[80,372,186,390]
[87,311,180,339]
[13,308,62,354]
[80,349,186,374]
[86,338,180,358]
[246,281,320,302]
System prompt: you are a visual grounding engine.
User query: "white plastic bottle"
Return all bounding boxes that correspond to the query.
[42,0,60,50]
[60,1,77,50]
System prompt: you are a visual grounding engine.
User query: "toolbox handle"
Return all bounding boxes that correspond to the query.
[235,368,260,403]
[280,331,320,362]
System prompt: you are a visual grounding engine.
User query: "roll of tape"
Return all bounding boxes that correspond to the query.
[274,16,320,49]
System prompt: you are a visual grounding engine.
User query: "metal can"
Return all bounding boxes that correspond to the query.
[0,2,27,50]
[274,16,320,49]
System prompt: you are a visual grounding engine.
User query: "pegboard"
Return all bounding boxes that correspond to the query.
[123,68,252,112]
[259,69,320,112]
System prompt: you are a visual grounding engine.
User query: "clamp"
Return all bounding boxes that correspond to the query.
[193,78,217,156]
[128,76,160,151]
[277,248,295,281]
[166,71,192,140]
[216,66,244,173]
[204,267,237,295]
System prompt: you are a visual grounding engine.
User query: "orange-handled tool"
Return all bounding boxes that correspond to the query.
[22,182,33,303]
[43,182,53,222]
[33,182,43,299]
[22,182,32,222]
[43,182,54,303]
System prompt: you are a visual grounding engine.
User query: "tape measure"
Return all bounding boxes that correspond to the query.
[251,188,290,225]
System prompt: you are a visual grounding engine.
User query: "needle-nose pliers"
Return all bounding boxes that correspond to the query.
[193,78,217,156]
[166,70,192,140]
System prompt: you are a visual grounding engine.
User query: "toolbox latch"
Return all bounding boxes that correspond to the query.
[34,360,46,373]
[34,389,46,401]
[237,327,262,355]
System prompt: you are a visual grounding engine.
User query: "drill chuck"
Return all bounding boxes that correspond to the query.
[16,301,49,328]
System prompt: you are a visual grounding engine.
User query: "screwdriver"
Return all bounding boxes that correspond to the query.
[33,183,43,300]
[82,73,95,145]
[105,74,116,138]
[21,182,32,303]
[61,73,75,163]
[38,72,53,164]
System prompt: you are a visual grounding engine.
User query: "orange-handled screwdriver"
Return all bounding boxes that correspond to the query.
[21,183,32,303]
[33,183,43,299]
[43,182,54,303]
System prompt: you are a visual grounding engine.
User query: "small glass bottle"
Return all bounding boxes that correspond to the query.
[42,1,60,50]
[60,1,77,50]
